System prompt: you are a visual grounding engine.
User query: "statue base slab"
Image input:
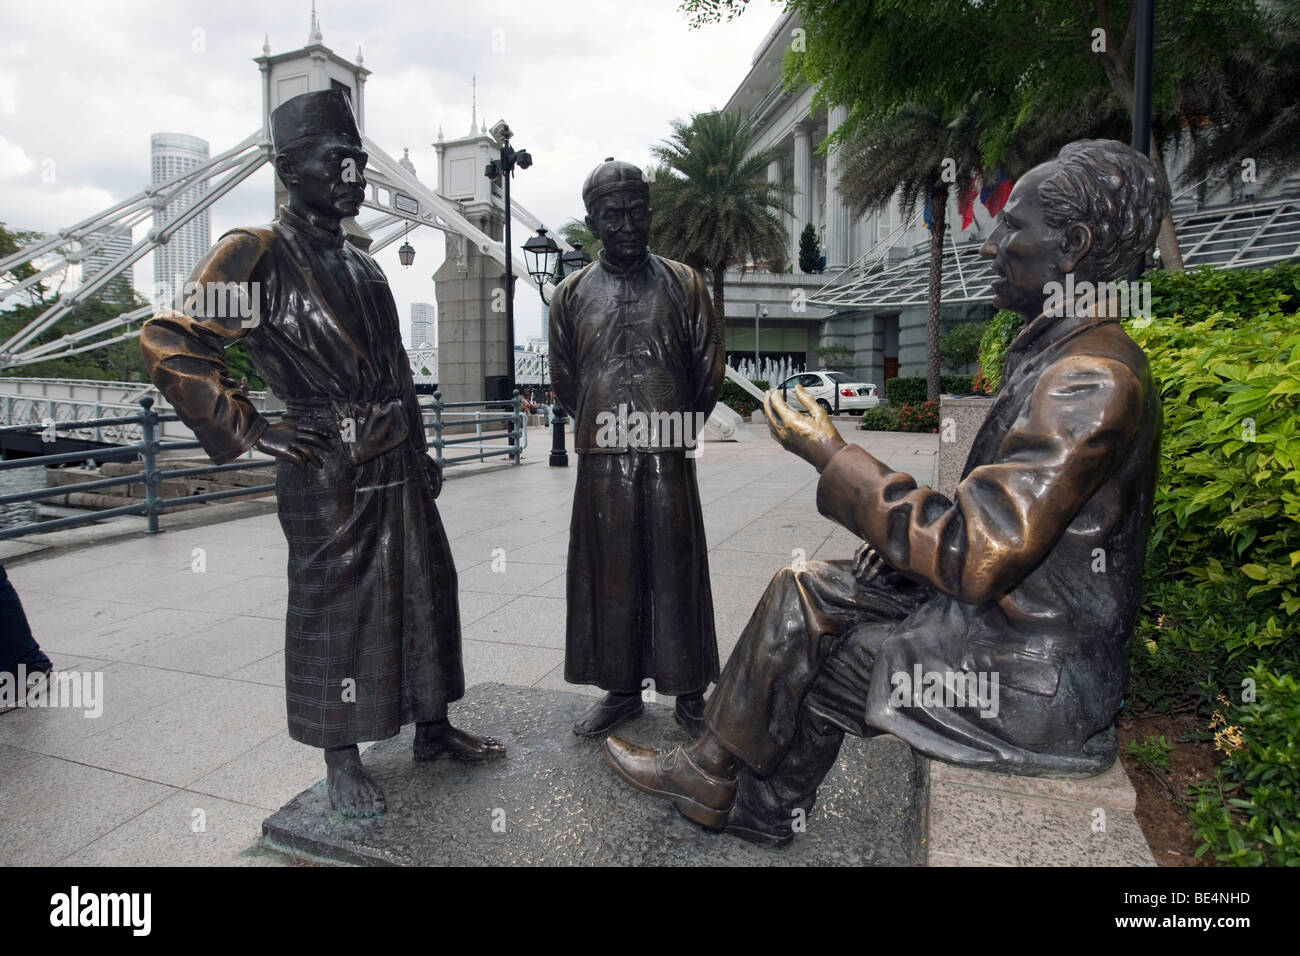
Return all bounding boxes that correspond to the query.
[262,683,926,866]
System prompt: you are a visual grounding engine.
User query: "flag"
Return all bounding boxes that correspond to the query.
[980,168,1013,218]
[959,180,978,231]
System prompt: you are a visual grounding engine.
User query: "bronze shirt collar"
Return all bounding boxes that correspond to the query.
[278,205,347,250]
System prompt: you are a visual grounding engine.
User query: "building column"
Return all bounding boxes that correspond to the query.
[793,126,811,265]
[824,104,849,272]
[767,157,786,264]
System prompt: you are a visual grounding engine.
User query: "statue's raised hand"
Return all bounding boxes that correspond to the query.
[763,385,847,472]
[256,420,330,468]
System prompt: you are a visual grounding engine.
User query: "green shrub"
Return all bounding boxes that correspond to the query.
[884,375,977,403]
[940,321,985,370]
[1189,664,1300,866]
[859,406,895,431]
[718,378,768,417]
[1123,263,1300,866]
[858,400,939,433]
[941,374,975,395]
[976,309,1025,393]
[884,376,928,406]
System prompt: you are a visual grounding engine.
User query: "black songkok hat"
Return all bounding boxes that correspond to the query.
[582,157,650,209]
[270,89,361,153]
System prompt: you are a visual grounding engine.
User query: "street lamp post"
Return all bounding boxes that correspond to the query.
[754,302,769,379]
[522,228,592,467]
[484,122,533,398]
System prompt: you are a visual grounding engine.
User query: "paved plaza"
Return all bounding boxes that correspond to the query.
[0,422,1154,866]
[0,422,932,866]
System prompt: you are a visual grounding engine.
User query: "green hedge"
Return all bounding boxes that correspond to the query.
[1122,263,1300,866]
[883,375,977,405]
[719,378,768,417]
[859,400,939,432]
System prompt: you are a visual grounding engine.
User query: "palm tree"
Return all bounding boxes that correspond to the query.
[649,111,791,330]
[838,102,985,403]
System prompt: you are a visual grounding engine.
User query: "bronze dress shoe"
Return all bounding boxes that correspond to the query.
[572,692,643,737]
[673,694,707,739]
[602,736,736,830]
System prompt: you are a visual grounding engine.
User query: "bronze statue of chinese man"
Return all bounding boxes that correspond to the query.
[602,139,1169,847]
[548,158,725,738]
[140,89,503,818]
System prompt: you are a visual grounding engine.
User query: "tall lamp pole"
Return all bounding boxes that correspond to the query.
[1130,0,1155,280]
[484,122,533,398]
[754,302,769,378]
[523,229,592,467]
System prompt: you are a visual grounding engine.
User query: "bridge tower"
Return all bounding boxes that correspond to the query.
[254,5,372,247]
[433,121,510,408]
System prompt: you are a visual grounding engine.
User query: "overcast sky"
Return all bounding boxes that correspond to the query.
[0,0,786,347]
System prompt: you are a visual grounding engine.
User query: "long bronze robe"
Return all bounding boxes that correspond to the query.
[140,206,462,748]
[548,252,725,695]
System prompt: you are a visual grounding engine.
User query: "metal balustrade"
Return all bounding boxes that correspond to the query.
[0,391,526,540]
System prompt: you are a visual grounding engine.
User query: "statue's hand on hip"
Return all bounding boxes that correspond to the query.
[256,421,329,469]
[764,385,847,472]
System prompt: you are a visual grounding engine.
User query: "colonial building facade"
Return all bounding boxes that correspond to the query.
[721,10,1300,389]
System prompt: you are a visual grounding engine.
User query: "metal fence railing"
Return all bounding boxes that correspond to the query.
[0,391,526,541]
[423,391,525,467]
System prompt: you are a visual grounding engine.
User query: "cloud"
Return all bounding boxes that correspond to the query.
[0,0,785,342]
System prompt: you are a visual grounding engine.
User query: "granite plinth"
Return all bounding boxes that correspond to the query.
[261,683,926,866]
[937,395,994,500]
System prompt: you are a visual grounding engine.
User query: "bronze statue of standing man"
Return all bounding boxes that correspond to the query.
[141,89,503,818]
[549,158,726,738]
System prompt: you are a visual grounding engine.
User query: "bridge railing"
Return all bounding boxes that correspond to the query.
[0,397,284,541]
[0,393,525,540]
[422,391,525,467]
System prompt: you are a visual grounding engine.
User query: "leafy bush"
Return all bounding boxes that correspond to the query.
[718,378,768,417]
[940,321,985,370]
[1122,263,1300,866]
[885,375,977,404]
[885,376,928,406]
[1189,666,1300,866]
[858,400,939,433]
[975,309,1025,393]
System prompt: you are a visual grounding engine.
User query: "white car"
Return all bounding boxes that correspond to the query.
[776,370,881,415]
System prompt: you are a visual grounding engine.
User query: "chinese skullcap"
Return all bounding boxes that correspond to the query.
[582,157,650,209]
[270,89,361,153]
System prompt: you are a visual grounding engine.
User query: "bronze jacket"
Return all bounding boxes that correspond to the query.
[818,308,1161,774]
[548,252,723,453]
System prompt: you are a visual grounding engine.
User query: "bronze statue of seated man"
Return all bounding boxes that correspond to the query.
[602,139,1171,847]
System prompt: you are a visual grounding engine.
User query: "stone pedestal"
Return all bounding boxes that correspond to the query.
[937,395,994,500]
[261,683,926,866]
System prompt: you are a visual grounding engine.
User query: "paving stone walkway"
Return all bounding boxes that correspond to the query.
[0,421,1152,866]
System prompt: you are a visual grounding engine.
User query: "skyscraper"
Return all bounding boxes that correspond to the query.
[410,302,435,348]
[81,225,134,303]
[151,133,211,300]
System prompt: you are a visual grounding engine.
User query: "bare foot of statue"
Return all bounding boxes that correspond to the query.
[413,719,507,762]
[324,745,386,817]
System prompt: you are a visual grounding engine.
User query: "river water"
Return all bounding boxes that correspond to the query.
[0,466,47,530]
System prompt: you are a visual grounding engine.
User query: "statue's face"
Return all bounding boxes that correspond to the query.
[586,191,651,264]
[979,163,1084,318]
[280,134,368,220]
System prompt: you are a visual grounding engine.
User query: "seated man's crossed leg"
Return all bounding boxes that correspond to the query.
[603,550,928,846]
